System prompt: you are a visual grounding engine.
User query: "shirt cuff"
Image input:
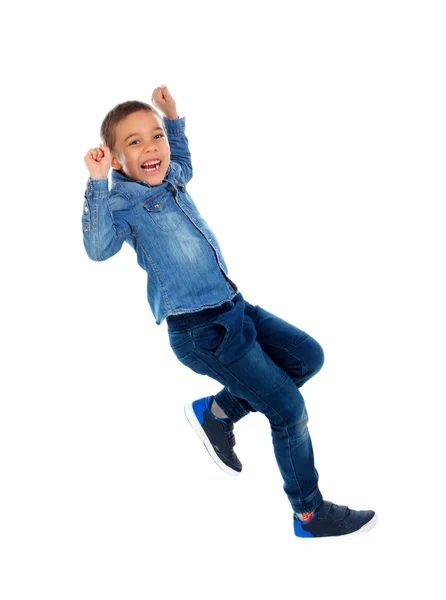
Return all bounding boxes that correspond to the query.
[163,115,186,133]
[87,177,109,194]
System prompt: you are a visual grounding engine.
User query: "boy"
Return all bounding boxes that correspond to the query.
[82,85,377,538]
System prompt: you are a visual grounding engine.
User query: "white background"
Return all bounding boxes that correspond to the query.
[1,0,445,598]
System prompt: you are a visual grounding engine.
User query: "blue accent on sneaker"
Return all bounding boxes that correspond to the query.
[293,500,378,538]
[184,396,242,476]
[192,397,209,426]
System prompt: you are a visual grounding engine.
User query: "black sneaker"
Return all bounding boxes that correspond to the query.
[293,500,378,538]
[184,396,242,476]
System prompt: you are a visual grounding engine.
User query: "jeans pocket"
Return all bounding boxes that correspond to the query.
[190,321,229,357]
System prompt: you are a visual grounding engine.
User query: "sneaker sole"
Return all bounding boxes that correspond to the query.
[184,402,240,476]
[294,512,378,538]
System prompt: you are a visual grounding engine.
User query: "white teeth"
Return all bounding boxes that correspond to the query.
[142,160,160,167]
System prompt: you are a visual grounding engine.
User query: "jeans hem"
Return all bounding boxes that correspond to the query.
[292,490,323,514]
[213,388,250,423]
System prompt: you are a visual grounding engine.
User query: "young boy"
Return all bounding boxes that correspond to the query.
[82,85,377,538]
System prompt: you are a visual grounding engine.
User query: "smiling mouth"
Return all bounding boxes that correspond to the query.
[141,159,162,174]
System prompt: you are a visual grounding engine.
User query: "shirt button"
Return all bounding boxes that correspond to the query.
[84,206,89,213]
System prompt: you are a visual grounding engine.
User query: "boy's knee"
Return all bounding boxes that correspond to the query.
[307,338,325,376]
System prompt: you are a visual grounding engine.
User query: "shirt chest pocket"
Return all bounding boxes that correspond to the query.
[142,193,183,232]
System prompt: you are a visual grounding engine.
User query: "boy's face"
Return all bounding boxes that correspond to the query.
[111,110,170,186]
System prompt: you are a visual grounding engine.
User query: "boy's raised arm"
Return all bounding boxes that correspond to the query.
[152,85,193,184]
[163,115,193,184]
[83,144,132,261]
[82,178,129,261]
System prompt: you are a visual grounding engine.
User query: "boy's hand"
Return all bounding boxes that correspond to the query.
[151,84,178,119]
[84,143,113,179]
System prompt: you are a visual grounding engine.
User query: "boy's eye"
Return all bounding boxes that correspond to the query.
[129,134,164,146]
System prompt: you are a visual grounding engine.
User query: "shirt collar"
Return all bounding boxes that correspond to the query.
[111,161,184,192]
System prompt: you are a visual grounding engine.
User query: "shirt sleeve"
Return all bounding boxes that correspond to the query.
[163,116,193,184]
[82,177,133,261]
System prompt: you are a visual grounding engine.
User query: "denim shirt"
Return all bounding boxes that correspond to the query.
[82,116,239,325]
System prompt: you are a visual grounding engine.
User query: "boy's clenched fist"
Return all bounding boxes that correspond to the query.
[84,143,112,179]
[151,84,178,119]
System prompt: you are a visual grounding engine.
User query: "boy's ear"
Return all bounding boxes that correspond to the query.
[111,154,122,170]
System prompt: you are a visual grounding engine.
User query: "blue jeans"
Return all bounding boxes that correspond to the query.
[166,291,324,514]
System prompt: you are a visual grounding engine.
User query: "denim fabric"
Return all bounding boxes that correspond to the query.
[167,291,325,514]
[82,116,238,325]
